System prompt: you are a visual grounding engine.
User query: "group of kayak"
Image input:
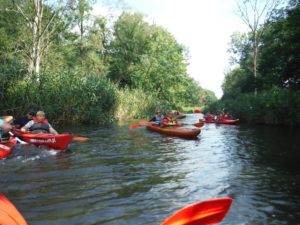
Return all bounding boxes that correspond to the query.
[1,110,235,224]
[200,112,240,125]
[0,110,85,160]
[130,110,239,138]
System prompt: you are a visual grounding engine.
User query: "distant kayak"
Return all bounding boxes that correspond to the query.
[0,138,16,159]
[194,109,201,114]
[145,123,200,138]
[175,113,186,119]
[12,130,73,150]
[201,118,240,125]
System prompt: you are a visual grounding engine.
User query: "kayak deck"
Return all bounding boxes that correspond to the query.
[201,118,240,125]
[146,124,200,138]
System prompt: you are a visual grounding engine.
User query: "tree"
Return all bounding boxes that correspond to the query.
[259,2,300,89]
[235,0,282,93]
[0,0,68,80]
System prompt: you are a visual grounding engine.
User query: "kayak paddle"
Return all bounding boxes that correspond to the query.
[129,121,152,129]
[182,122,204,128]
[8,132,28,145]
[0,193,28,225]
[161,197,232,225]
[72,136,89,142]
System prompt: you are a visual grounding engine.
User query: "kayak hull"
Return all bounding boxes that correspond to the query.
[200,119,240,125]
[0,193,28,225]
[0,138,17,159]
[216,119,239,125]
[146,124,200,138]
[13,131,73,150]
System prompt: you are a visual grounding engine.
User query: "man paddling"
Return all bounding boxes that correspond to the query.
[149,110,164,126]
[14,110,35,128]
[21,111,58,135]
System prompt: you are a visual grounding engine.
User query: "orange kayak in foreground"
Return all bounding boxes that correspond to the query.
[146,123,201,138]
[13,130,73,150]
[0,193,27,225]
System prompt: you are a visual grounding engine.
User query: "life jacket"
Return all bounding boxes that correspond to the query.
[29,118,50,133]
[163,117,177,125]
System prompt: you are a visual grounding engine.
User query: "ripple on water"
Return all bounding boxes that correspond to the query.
[0,116,300,225]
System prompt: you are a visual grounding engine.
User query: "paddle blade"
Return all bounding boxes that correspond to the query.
[129,122,142,129]
[161,197,232,225]
[0,193,28,225]
[73,136,89,142]
[193,122,204,128]
[129,121,151,129]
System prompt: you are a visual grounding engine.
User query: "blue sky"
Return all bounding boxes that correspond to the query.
[94,0,247,98]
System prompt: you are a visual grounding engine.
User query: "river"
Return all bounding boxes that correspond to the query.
[1,114,300,225]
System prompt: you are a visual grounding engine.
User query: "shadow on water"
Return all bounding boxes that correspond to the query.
[0,114,300,225]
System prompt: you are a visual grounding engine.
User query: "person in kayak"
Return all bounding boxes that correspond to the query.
[149,110,164,126]
[161,112,179,127]
[14,110,35,128]
[0,116,13,141]
[223,112,231,119]
[21,111,58,135]
[204,112,213,121]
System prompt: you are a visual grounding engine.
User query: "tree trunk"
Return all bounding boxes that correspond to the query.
[254,32,258,95]
[30,0,43,80]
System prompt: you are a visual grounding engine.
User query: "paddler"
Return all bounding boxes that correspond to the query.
[149,110,164,126]
[14,110,35,128]
[0,116,13,141]
[21,111,58,135]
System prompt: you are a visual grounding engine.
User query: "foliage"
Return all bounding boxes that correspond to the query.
[115,88,170,120]
[0,2,216,124]
[207,88,300,126]
[4,70,117,124]
[210,2,300,126]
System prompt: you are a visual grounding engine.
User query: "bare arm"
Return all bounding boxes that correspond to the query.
[21,121,33,132]
[49,127,58,135]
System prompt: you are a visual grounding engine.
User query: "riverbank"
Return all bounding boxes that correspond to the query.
[206,88,300,127]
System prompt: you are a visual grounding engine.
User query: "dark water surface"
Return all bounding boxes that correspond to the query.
[1,114,300,225]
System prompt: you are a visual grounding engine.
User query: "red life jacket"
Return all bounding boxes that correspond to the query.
[29,118,50,133]
[162,117,177,125]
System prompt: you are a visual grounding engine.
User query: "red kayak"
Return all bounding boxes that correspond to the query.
[194,109,201,114]
[216,119,239,125]
[0,138,17,159]
[13,130,73,150]
[145,123,200,138]
[201,118,239,125]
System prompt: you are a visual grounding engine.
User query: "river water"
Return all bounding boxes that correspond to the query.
[0,114,299,225]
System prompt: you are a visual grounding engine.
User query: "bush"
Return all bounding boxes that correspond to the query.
[115,88,172,120]
[5,70,118,124]
[206,87,300,126]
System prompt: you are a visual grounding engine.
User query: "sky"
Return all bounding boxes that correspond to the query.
[94,0,248,98]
